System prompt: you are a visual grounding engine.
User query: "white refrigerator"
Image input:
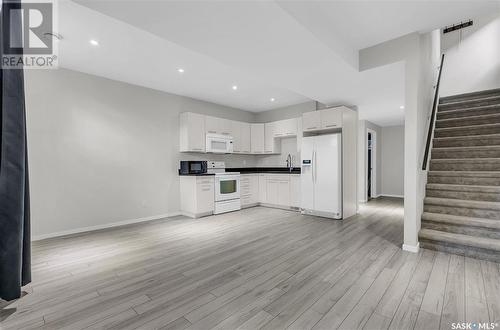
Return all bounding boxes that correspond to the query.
[301,133,342,219]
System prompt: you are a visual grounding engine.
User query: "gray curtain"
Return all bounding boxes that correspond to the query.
[0,0,32,301]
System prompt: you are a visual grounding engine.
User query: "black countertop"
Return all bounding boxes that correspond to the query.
[226,167,301,174]
[179,167,301,176]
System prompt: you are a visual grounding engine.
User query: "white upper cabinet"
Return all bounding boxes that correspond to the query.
[232,121,251,154]
[251,123,265,154]
[274,118,297,137]
[240,122,251,154]
[302,107,344,132]
[264,122,281,154]
[302,111,321,132]
[205,116,232,136]
[179,112,205,152]
[320,109,342,129]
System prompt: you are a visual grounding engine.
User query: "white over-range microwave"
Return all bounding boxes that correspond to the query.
[206,133,233,153]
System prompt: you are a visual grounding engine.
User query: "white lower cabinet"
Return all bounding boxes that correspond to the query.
[241,174,259,207]
[265,175,290,207]
[180,176,214,218]
[258,174,267,203]
[290,175,301,208]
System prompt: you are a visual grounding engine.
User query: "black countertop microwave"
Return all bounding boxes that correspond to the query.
[179,161,207,175]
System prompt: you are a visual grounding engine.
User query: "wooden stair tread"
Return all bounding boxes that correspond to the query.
[422,212,500,230]
[419,228,500,252]
[428,171,500,177]
[424,197,500,210]
[434,133,500,141]
[426,183,500,193]
[436,112,500,122]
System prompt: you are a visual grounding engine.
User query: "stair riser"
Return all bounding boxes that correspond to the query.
[433,136,500,148]
[440,90,500,104]
[439,98,500,111]
[435,116,500,129]
[419,239,500,263]
[421,221,500,239]
[434,126,500,138]
[430,161,500,171]
[424,204,500,219]
[426,189,500,202]
[431,149,500,159]
[428,176,500,186]
[437,106,500,120]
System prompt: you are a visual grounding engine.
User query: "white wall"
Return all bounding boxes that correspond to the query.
[381,126,405,197]
[254,101,315,123]
[360,30,441,252]
[25,68,257,238]
[253,101,315,167]
[357,120,382,202]
[255,138,299,168]
[441,14,500,96]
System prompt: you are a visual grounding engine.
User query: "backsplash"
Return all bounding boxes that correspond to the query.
[179,137,299,168]
[256,137,299,167]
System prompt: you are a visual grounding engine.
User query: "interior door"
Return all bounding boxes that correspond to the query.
[313,134,342,217]
[300,136,315,210]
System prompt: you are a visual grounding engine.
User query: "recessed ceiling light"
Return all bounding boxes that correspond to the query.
[89,39,99,46]
[177,68,185,73]
[399,105,405,110]
[232,85,238,90]
[270,98,275,102]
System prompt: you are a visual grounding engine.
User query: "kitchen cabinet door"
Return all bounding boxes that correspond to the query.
[231,121,242,153]
[281,118,298,137]
[296,117,302,153]
[320,109,342,129]
[219,119,233,136]
[278,180,290,206]
[258,174,267,203]
[179,112,205,152]
[265,122,280,154]
[266,180,279,205]
[240,122,251,154]
[251,123,265,154]
[205,115,220,134]
[290,175,301,207]
[302,111,321,132]
[196,179,215,214]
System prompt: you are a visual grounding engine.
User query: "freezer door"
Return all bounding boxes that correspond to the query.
[300,136,315,210]
[313,134,342,218]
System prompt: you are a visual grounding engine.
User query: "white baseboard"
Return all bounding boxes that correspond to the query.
[32,212,181,241]
[402,242,420,253]
[380,194,404,199]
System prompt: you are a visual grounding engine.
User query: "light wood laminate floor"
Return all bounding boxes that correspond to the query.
[1,198,499,330]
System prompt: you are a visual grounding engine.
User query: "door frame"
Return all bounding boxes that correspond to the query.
[366,128,377,200]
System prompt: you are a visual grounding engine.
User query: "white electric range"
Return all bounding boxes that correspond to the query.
[208,162,241,214]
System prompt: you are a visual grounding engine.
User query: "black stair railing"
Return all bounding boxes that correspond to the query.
[422,54,445,170]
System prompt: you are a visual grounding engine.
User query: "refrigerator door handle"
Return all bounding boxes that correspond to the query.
[312,150,315,182]
[314,150,318,183]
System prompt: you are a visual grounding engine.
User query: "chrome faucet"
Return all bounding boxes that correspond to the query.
[286,154,293,172]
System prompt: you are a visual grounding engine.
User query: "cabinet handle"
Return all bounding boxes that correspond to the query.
[306,126,317,130]
[207,130,217,134]
[221,132,231,135]
[325,124,337,128]
[192,148,203,151]
[286,132,294,135]
[202,188,211,191]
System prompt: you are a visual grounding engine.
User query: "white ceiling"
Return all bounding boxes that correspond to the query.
[57,0,497,126]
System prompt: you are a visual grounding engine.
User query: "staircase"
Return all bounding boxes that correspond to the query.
[419,88,500,262]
